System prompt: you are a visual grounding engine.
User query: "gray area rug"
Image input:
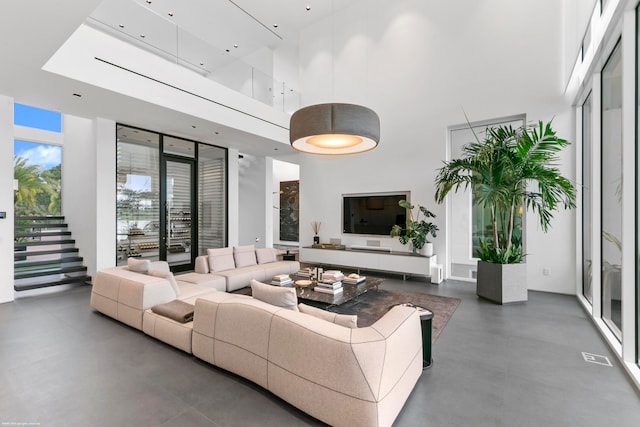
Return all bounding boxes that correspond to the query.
[327,289,460,342]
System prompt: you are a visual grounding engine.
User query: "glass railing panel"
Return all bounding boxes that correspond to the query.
[89,0,299,112]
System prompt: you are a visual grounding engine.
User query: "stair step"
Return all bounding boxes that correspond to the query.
[14,248,79,259]
[14,265,87,280]
[15,215,65,222]
[15,257,84,270]
[16,239,76,247]
[14,275,91,291]
[15,223,68,230]
[15,231,72,239]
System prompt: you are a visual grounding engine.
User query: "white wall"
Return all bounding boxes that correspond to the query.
[0,95,15,303]
[95,118,116,271]
[62,115,97,276]
[61,116,115,278]
[298,0,575,294]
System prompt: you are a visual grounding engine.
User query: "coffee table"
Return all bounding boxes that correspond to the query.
[289,273,383,308]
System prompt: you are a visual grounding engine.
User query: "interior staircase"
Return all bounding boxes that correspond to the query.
[14,216,90,291]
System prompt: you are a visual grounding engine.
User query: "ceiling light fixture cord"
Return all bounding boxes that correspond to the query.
[331,0,335,102]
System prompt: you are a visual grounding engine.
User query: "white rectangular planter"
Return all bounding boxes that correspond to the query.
[476,261,528,304]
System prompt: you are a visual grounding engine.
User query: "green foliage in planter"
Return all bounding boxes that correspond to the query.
[476,240,524,264]
[435,120,576,263]
[390,200,438,250]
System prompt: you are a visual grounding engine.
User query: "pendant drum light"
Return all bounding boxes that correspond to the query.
[290,103,380,155]
[289,0,379,155]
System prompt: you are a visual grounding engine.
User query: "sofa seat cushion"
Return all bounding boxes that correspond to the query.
[176,272,226,292]
[176,282,220,300]
[215,265,267,292]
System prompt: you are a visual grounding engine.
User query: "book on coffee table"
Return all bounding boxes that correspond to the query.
[313,285,344,295]
[271,275,293,286]
[343,275,366,284]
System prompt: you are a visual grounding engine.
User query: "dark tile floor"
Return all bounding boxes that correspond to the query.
[1,278,639,426]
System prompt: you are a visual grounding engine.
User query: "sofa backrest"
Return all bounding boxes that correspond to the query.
[91,266,178,329]
[193,294,420,403]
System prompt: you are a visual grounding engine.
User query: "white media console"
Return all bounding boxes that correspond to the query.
[300,245,438,280]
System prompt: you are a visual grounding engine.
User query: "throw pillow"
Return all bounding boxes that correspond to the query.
[255,248,277,264]
[250,279,298,311]
[234,245,257,268]
[127,257,150,273]
[298,303,358,328]
[207,247,236,272]
[148,269,181,297]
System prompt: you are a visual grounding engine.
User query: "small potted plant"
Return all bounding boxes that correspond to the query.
[390,200,438,256]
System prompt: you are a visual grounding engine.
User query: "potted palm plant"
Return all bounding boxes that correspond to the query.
[390,200,438,256]
[434,120,576,303]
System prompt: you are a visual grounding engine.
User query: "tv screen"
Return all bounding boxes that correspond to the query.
[343,193,408,236]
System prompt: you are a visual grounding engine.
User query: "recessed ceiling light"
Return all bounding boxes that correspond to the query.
[306,6,311,11]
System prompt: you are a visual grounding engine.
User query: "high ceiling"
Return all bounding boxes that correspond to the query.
[0,0,355,158]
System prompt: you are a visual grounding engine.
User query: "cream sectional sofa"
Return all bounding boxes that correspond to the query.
[191,245,300,292]
[90,261,423,427]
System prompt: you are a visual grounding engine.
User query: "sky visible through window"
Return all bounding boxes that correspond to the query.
[14,140,61,170]
[13,103,62,170]
[14,102,61,132]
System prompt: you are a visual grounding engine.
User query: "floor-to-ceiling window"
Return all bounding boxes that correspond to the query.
[601,40,622,340]
[448,116,525,280]
[13,104,62,217]
[583,93,593,304]
[116,125,227,270]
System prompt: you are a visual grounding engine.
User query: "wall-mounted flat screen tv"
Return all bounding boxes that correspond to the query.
[342,192,409,236]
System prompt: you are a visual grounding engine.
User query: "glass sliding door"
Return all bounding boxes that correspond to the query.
[116,127,161,264]
[582,93,593,304]
[601,40,622,339]
[116,125,227,269]
[163,158,195,270]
